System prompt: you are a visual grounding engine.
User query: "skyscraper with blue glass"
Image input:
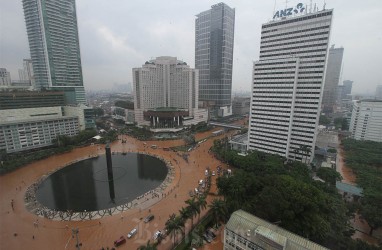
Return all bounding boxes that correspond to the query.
[195,3,235,117]
[22,0,86,104]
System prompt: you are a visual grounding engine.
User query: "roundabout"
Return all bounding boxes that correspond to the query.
[0,130,233,250]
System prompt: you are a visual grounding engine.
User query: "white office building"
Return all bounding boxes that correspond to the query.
[133,57,207,131]
[0,68,11,86]
[248,6,333,162]
[349,100,382,142]
[0,107,80,153]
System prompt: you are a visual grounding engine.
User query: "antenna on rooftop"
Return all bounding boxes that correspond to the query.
[285,0,289,9]
[273,0,277,17]
[323,1,326,10]
[309,0,312,13]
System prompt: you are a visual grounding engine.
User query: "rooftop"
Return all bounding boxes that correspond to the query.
[226,210,328,250]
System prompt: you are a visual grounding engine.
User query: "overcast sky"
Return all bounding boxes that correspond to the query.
[1,0,381,95]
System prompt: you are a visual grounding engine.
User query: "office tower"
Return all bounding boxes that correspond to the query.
[376,85,382,100]
[133,57,207,130]
[322,45,344,113]
[248,7,333,163]
[195,3,235,117]
[349,100,382,142]
[22,0,85,104]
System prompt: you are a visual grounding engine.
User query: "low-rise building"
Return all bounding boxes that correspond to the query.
[63,105,96,130]
[229,133,248,154]
[0,68,11,86]
[0,116,79,153]
[225,210,328,250]
[232,97,250,116]
[0,91,65,109]
[349,100,382,142]
[111,106,135,125]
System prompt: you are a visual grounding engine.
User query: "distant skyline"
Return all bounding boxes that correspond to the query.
[1,0,381,95]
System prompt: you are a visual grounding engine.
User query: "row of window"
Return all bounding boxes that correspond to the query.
[260,36,329,52]
[260,48,327,58]
[261,31,330,46]
[260,41,328,54]
[261,25,330,38]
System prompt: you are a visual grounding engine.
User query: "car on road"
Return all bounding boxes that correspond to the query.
[153,230,162,240]
[114,236,126,247]
[127,228,137,238]
[212,171,216,176]
[203,233,212,243]
[206,228,216,239]
[144,214,154,223]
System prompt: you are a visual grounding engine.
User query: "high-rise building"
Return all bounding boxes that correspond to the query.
[376,85,382,100]
[195,3,235,117]
[22,0,85,104]
[322,45,344,113]
[349,100,382,142]
[133,57,207,131]
[248,6,333,162]
[0,68,11,86]
[342,80,353,99]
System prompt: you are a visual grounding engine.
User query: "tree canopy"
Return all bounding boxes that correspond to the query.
[212,139,362,248]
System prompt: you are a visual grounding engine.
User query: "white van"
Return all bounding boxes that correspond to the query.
[127,228,137,238]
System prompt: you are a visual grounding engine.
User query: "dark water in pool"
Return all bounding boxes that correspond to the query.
[35,153,168,212]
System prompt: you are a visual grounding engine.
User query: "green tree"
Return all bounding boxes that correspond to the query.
[185,197,200,228]
[317,167,342,185]
[196,195,207,221]
[165,213,183,247]
[361,194,382,235]
[179,206,191,237]
[93,107,104,117]
[319,115,331,125]
[209,198,228,228]
[137,240,157,250]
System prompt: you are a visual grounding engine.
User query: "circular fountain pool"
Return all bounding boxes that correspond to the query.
[35,153,168,212]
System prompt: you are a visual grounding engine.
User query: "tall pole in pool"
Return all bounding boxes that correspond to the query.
[105,143,115,202]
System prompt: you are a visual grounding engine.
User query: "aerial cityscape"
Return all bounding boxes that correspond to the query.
[0,0,381,250]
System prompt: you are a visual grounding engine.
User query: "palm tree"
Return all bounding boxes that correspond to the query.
[197,195,207,221]
[209,198,228,228]
[165,213,183,247]
[185,197,200,228]
[179,206,191,236]
[293,148,299,161]
[137,240,157,250]
[305,147,311,164]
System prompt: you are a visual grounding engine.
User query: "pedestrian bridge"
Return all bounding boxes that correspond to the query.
[209,122,243,130]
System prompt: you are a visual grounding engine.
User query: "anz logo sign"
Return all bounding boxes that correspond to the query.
[273,3,305,19]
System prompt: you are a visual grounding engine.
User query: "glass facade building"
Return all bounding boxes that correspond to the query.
[195,3,235,116]
[22,0,85,104]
